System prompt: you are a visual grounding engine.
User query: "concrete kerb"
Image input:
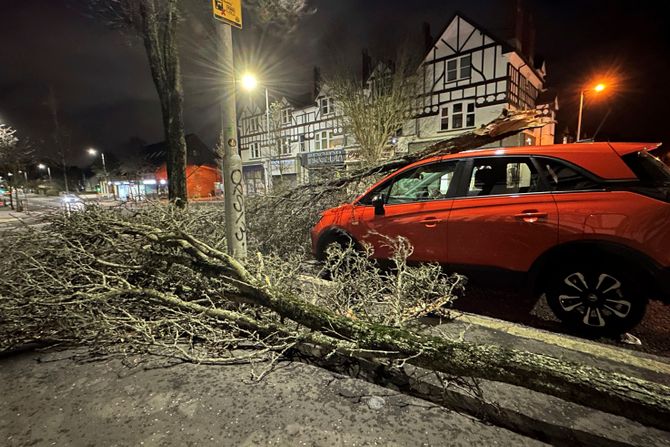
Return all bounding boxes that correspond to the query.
[291,310,670,447]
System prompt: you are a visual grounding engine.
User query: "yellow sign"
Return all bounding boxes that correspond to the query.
[212,0,242,29]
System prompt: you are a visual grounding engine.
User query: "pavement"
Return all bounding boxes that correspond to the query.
[1,311,669,446]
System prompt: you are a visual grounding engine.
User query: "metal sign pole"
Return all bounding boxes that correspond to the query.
[217,22,247,259]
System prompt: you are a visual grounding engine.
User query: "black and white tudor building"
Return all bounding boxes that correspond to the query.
[238,13,557,194]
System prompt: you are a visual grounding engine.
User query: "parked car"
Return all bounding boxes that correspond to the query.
[311,142,670,335]
[59,192,85,212]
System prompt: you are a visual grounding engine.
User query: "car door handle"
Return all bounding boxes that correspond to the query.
[420,217,440,228]
[514,210,548,223]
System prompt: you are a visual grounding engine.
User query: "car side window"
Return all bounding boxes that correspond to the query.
[466,157,541,197]
[385,161,458,205]
[539,158,600,191]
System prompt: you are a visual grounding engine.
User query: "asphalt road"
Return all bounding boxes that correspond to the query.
[0,349,545,447]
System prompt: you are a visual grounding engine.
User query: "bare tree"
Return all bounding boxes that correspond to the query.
[0,124,18,152]
[95,0,188,206]
[0,125,34,210]
[46,87,71,193]
[246,0,315,32]
[266,99,289,187]
[328,57,417,167]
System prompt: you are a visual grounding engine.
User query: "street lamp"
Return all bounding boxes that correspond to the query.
[87,148,108,196]
[241,72,272,192]
[577,82,607,142]
[38,163,52,182]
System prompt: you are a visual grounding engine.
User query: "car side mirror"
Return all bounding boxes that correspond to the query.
[372,195,385,216]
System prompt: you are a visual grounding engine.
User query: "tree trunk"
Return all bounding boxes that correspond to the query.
[139,0,188,206]
[113,223,670,431]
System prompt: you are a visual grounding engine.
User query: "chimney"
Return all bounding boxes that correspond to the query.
[313,66,321,99]
[361,49,371,87]
[422,22,433,53]
[525,13,536,65]
[508,0,524,53]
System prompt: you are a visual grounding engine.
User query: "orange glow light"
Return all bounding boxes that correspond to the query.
[594,83,606,92]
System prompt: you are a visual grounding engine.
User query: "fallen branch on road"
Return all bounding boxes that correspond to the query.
[1,205,669,432]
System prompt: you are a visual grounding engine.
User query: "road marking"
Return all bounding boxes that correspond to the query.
[453,312,670,376]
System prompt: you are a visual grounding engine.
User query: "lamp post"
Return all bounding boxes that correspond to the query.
[87,148,108,196]
[576,83,606,142]
[241,72,272,192]
[38,163,52,182]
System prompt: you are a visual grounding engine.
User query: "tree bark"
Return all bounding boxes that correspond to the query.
[139,0,188,206]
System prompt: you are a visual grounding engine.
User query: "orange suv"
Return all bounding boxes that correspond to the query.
[311,142,670,335]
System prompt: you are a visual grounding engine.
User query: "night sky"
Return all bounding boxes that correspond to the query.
[1,0,668,166]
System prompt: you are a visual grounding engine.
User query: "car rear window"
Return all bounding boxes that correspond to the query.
[539,158,600,191]
[623,150,670,186]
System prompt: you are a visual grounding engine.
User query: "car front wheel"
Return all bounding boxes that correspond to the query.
[544,262,647,336]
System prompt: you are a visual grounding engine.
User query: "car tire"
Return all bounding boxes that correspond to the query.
[544,260,648,336]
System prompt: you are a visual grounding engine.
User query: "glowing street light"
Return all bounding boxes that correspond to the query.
[38,163,52,181]
[577,82,607,142]
[87,147,109,196]
[241,73,258,91]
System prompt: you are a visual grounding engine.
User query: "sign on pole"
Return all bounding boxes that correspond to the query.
[212,0,243,29]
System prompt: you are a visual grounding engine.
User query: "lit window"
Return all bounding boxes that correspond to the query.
[314,130,336,150]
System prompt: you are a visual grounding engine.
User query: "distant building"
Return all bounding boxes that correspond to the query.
[238,10,557,194]
[109,134,221,200]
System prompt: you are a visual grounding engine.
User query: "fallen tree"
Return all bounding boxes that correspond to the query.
[1,205,669,431]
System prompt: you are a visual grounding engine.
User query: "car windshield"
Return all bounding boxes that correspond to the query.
[623,150,670,186]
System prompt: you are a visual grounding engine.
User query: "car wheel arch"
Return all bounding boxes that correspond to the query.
[528,240,659,297]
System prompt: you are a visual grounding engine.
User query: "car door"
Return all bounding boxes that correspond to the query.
[351,160,460,263]
[446,156,558,272]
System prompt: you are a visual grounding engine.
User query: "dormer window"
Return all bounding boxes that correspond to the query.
[446,55,472,82]
[318,97,332,116]
[248,116,259,132]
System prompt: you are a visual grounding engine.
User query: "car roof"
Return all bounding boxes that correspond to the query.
[412,142,662,180]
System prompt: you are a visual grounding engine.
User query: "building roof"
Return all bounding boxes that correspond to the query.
[144,134,218,167]
[425,12,545,82]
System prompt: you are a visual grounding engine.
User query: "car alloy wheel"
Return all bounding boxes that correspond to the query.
[545,261,647,336]
[557,272,632,328]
